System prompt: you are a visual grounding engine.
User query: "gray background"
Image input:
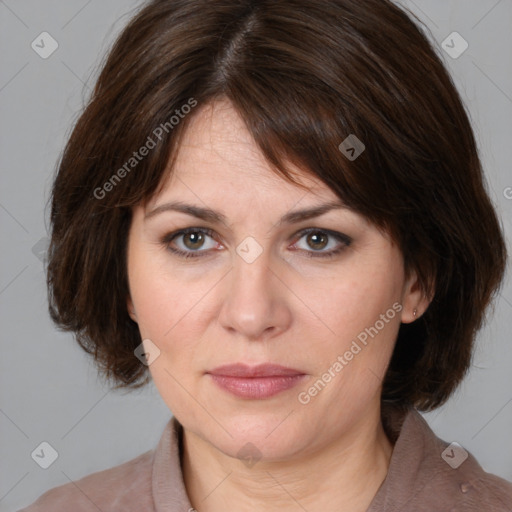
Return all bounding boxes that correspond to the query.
[0,0,511,510]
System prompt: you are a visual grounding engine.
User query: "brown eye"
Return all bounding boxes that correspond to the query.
[183,231,207,250]
[292,228,352,259]
[162,227,220,259]
[306,231,329,251]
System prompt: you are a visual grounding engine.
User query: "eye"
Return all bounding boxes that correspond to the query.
[161,227,352,260]
[161,227,221,259]
[291,228,352,258]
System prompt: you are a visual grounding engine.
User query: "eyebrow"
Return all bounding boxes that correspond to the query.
[144,199,346,226]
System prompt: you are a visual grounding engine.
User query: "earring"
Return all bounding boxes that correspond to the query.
[413,308,417,318]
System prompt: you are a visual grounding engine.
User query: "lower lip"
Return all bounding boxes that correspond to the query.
[209,374,306,399]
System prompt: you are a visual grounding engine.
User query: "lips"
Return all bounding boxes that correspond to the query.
[208,363,304,378]
[207,363,306,399]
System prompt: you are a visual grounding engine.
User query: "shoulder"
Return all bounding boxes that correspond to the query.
[460,472,512,511]
[423,437,512,511]
[16,449,155,512]
[406,409,512,510]
[415,450,512,511]
[375,406,512,511]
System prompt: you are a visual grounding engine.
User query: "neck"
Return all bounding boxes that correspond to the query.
[181,403,394,512]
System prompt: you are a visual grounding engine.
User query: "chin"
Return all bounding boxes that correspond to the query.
[204,411,308,462]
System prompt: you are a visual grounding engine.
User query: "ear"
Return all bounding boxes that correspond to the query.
[127,296,138,323]
[400,268,433,324]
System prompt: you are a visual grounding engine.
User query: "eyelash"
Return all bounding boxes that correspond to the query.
[161,227,352,260]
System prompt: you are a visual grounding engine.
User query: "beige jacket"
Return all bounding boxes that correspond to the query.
[17,406,512,511]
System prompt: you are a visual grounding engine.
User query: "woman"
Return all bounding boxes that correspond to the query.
[19,0,512,510]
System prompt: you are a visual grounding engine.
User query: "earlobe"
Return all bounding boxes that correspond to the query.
[401,270,433,324]
[127,296,138,323]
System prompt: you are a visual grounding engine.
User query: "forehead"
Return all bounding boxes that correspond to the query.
[153,99,337,205]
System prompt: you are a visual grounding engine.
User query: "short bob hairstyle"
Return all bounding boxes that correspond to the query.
[47,0,507,411]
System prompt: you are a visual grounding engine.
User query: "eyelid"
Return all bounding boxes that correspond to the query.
[289,227,352,259]
[161,226,352,259]
[161,227,220,251]
[293,227,352,246]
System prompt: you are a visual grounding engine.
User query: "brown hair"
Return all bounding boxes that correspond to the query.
[47,0,507,410]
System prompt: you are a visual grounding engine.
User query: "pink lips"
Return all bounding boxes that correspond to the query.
[207,363,306,399]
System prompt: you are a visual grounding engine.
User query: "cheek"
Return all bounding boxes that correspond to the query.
[298,276,402,410]
[127,250,220,377]
[129,266,175,340]
[127,253,206,412]
[306,259,403,342]
[295,251,404,399]
[128,242,195,335]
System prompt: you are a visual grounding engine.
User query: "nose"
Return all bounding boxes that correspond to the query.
[216,246,293,341]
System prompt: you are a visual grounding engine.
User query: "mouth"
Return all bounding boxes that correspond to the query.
[206,363,307,399]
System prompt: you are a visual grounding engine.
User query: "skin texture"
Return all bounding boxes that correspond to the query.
[126,99,430,512]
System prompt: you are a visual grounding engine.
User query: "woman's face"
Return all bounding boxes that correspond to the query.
[126,99,421,461]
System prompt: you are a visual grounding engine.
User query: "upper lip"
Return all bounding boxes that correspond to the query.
[207,363,305,378]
